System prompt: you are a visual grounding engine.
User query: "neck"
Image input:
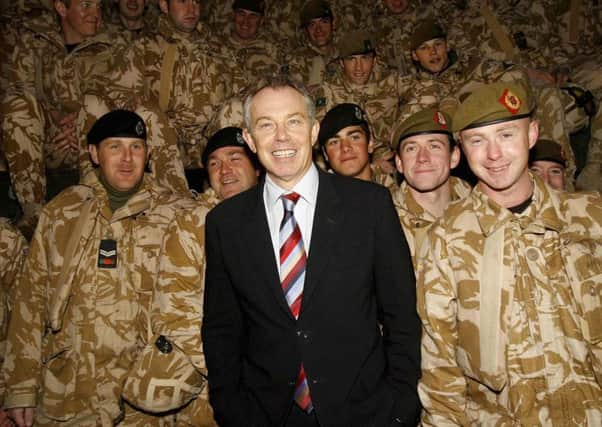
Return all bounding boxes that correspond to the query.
[356,164,373,182]
[99,173,143,212]
[62,25,84,45]
[120,14,144,31]
[481,170,534,208]
[408,181,452,218]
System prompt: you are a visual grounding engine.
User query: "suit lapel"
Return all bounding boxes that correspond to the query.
[302,171,342,310]
[242,180,297,320]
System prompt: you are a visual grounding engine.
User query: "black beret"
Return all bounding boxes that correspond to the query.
[202,126,255,167]
[232,0,265,14]
[87,110,146,146]
[318,103,369,147]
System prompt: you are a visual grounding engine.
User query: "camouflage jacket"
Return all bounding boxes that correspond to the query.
[285,43,339,89]
[391,176,471,268]
[2,171,201,423]
[0,219,28,401]
[110,16,233,168]
[417,175,602,425]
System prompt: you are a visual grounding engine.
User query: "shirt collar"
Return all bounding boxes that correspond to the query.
[265,163,319,208]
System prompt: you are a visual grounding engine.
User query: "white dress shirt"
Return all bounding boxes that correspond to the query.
[264,164,319,275]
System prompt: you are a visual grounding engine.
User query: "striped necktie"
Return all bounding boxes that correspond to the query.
[279,192,313,414]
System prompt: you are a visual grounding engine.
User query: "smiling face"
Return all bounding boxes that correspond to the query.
[89,137,148,191]
[233,8,262,40]
[530,160,565,191]
[306,16,334,48]
[206,146,259,199]
[118,0,146,20]
[56,0,101,44]
[459,117,538,206]
[412,37,450,74]
[383,0,409,14]
[396,133,459,192]
[243,86,318,190]
[340,53,375,85]
[323,125,373,180]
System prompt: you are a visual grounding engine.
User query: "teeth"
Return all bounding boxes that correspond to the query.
[273,150,295,158]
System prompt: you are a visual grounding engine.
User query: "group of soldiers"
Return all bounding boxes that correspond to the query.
[0,0,601,425]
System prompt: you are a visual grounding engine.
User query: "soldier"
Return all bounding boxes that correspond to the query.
[0,219,27,426]
[1,0,120,239]
[318,30,416,174]
[4,110,208,427]
[103,0,155,39]
[529,138,567,191]
[390,107,471,265]
[222,0,282,88]
[202,126,260,205]
[285,0,338,90]
[417,82,602,425]
[318,103,395,188]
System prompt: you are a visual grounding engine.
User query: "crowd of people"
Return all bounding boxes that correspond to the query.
[0,0,601,425]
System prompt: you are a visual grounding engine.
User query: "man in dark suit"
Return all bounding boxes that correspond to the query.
[202,76,421,427]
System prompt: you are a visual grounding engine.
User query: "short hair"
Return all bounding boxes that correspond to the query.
[243,74,316,132]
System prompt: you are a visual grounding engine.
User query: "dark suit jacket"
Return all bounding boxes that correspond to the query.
[202,170,421,427]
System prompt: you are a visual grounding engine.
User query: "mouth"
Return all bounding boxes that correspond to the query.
[486,164,510,174]
[221,177,238,185]
[273,149,296,158]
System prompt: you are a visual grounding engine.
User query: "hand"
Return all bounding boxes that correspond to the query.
[7,408,35,427]
[49,111,79,152]
[0,409,14,427]
[372,153,396,175]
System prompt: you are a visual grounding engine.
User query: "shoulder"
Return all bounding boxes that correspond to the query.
[206,183,260,225]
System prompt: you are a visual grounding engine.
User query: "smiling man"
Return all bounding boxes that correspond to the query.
[3,110,203,426]
[202,76,421,427]
[390,107,470,265]
[417,82,602,426]
[202,126,260,204]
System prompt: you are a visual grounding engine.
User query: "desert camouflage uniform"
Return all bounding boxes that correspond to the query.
[1,10,121,237]
[317,67,416,158]
[203,94,246,155]
[102,9,157,42]
[366,1,431,76]
[391,176,471,267]
[155,201,216,426]
[285,43,339,90]
[108,15,233,170]
[0,218,27,400]
[2,171,205,426]
[417,174,602,426]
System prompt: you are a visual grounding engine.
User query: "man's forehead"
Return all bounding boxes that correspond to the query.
[251,87,308,117]
[210,145,248,158]
[461,119,526,137]
[400,133,449,147]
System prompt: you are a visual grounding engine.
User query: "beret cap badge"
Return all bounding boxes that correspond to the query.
[499,88,522,115]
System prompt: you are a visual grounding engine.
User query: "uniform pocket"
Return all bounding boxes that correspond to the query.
[40,347,85,421]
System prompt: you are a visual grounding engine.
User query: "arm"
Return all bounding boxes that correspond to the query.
[201,211,267,426]
[373,188,421,425]
[416,225,468,426]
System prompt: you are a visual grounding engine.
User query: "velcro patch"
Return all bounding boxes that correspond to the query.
[98,239,117,268]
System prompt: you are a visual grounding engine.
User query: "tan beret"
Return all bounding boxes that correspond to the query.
[392,107,452,151]
[337,30,377,58]
[452,82,534,132]
[411,18,446,50]
[300,0,333,27]
[529,139,566,166]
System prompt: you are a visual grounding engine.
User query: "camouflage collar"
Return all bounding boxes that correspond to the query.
[472,174,564,236]
[157,15,203,45]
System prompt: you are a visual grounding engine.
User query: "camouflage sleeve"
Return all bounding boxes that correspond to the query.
[0,221,28,401]
[2,211,50,409]
[5,35,36,96]
[416,225,469,426]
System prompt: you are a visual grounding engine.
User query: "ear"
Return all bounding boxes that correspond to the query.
[450,144,461,169]
[527,119,539,149]
[411,50,418,61]
[367,139,374,155]
[159,0,168,15]
[242,128,257,153]
[394,153,404,174]
[55,0,68,17]
[339,58,344,69]
[322,146,329,162]
[310,120,320,148]
[88,144,99,166]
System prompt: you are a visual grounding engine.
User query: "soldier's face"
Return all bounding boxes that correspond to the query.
[460,118,538,203]
[233,8,262,40]
[89,137,148,191]
[340,53,375,85]
[243,86,318,190]
[161,0,200,33]
[384,0,409,14]
[530,160,565,191]
[323,125,373,180]
[56,0,101,43]
[206,146,259,200]
[412,38,449,74]
[396,134,459,192]
[306,17,333,48]
[118,0,145,20]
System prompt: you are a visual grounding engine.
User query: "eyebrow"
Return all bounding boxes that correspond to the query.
[254,112,305,124]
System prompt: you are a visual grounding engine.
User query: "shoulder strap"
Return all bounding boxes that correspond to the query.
[159,41,177,112]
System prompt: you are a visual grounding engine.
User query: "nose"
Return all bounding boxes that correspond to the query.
[486,141,502,160]
[275,123,289,141]
[341,138,352,152]
[186,0,196,13]
[122,146,133,162]
[220,161,233,175]
[416,146,430,162]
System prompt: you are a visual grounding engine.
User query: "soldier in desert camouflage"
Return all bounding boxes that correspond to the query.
[0,219,27,426]
[318,103,395,188]
[103,0,155,39]
[417,82,602,426]
[3,111,209,427]
[1,0,119,238]
[529,138,568,191]
[390,107,471,267]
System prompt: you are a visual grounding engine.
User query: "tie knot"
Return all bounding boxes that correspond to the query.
[281,192,301,212]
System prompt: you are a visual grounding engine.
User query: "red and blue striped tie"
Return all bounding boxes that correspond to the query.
[279,192,313,414]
